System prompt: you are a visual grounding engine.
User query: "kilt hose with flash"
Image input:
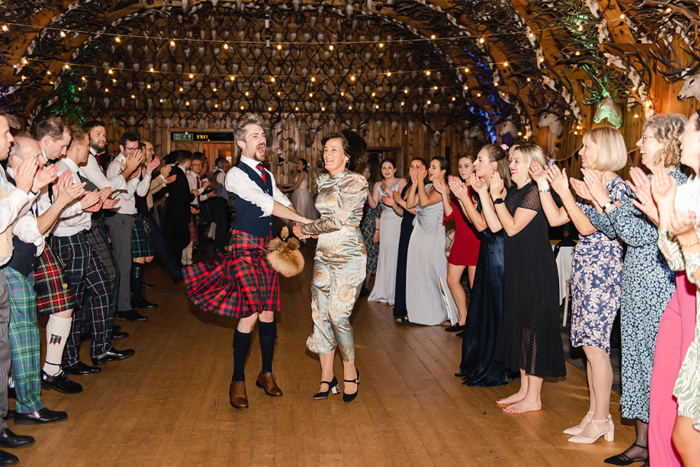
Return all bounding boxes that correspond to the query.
[49,232,113,367]
[1,267,42,413]
[183,230,280,318]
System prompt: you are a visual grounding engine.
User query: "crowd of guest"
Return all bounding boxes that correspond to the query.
[0,112,234,465]
[358,110,700,466]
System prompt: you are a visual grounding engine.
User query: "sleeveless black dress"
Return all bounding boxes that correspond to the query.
[495,182,566,378]
[393,184,415,318]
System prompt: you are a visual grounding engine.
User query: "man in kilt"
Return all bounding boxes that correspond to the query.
[38,126,135,373]
[183,114,312,410]
[3,137,83,427]
[0,111,43,465]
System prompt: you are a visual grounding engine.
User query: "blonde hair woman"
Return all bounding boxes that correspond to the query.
[530,126,628,444]
[488,143,566,413]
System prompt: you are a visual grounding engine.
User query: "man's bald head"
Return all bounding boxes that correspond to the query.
[9,136,42,168]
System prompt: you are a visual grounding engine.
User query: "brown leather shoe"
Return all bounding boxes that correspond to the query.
[229,381,248,410]
[255,372,283,397]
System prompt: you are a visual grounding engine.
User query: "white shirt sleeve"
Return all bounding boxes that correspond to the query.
[225,167,275,216]
[136,170,152,197]
[81,154,126,191]
[12,212,44,255]
[0,189,31,236]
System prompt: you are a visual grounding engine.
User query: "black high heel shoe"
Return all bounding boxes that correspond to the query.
[343,369,360,403]
[313,376,339,400]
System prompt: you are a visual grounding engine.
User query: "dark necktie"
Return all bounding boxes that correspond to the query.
[256,163,268,186]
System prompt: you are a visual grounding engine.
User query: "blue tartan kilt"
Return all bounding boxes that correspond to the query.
[183,230,279,318]
[131,214,155,258]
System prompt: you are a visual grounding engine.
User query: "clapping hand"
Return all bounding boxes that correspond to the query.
[382,188,395,207]
[31,163,58,193]
[14,156,39,194]
[469,172,488,196]
[145,156,160,175]
[628,167,658,221]
[432,178,447,194]
[529,160,549,187]
[79,190,101,211]
[165,174,177,184]
[416,166,427,184]
[160,164,172,178]
[582,168,610,206]
[668,208,697,238]
[547,165,570,196]
[651,165,677,211]
[448,175,469,199]
[55,181,86,208]
[489,171,504,201]
[392,190,403,204]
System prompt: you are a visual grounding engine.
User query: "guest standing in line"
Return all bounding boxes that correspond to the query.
[368,159,405,305]
[622,114,693,466]
[434,154,481,333]
[491,143,566,414]
[294,130,368,403]
[653,108,700,467]
[279,158,320,222]
[405,157,458,325]
[355,157,381,296]
[452,144,511,386]
[582,128,681,465]
[530,126,628,443]
[386,158,425,323]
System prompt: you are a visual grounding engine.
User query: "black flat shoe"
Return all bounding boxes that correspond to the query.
[313,376,339,400]
[395,316,409,324]
[343,370,360,403]
[0,428,34,448]
[41,371,83,394]
[359,287,369,297]
[131,297,158,309]
[117,310,148,322]
[445,324,465,332]
[14,407,67,425]
[604,443,648,465]
[91,347,135,366]
[455,331,465,338]
[63,361,101,376]
[0,450,18,466]
[112,329,129,340]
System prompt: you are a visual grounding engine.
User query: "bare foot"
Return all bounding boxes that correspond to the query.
[503,399,542,414]
[496,391,526,405]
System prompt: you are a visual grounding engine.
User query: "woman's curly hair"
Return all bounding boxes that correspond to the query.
[644,113,687,168]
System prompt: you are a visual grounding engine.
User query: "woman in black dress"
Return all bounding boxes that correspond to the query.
[489,143,566,413]
[383,157,426,322]
[451,144,512,386]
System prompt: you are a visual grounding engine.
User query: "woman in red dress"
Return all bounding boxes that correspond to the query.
[433,154,481,332]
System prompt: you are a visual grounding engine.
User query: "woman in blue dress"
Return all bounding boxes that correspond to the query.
[451,144,512,386]
[530,126,627,444]
[582,127,686,463]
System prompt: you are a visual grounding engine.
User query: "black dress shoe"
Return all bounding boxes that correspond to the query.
[3,411,15,422]
[112,329,129,340]
[0,428,34,448]
[0,450,18,466]
[131,297,158,309]
[117,310,148,322]
[91,347,135,366]
[63,361,101,376]
[14,407,67,425]
[113,324,122,331]
[6,388,13,400]
[142,281,156,289]
[41,371,83,394]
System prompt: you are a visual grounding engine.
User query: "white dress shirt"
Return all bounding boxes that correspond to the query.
[105,153,152,215]
[37,158,90,237]
[6,167,45,256]
[186,170,208,208]
[78,149,128,192]
[225,156,291,217]
[0,167,35,266]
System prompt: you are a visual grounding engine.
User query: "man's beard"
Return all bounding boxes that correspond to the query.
[90,141,105,152]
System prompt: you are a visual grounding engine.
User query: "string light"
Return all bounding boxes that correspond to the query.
[60,30,66,37]
[170,40,176,47]
[115,36,121,43]
[430,35,436,40]
[1,25,7,32]
[378,43,384,48]
[223,43,229,50]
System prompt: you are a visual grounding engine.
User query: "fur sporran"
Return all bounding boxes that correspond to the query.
[267,226,304,277]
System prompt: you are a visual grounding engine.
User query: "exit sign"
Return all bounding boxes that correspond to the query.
[172,132,193,141]
[171,132,234,142]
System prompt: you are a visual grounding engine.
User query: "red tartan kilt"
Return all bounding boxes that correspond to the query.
[34,246,78,315]
[183,230,280,318]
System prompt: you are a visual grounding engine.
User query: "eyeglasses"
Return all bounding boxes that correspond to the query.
[641,135,657,142]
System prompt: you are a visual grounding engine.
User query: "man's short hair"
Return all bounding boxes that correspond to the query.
[233,114,264,152]
[83,120,106,133]
[68,126,87,146]
[215,157,228,169]
[176,150,193,164]
[34,117,66,141]
[119,132,140,148]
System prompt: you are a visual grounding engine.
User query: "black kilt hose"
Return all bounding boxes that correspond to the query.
[183,230,280,318]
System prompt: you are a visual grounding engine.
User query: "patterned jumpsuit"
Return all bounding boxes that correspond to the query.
[301,170,368,362]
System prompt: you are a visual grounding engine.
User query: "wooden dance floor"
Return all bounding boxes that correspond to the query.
[18,245,634,466]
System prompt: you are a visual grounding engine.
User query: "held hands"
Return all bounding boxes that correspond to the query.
[628,167,658,221]
[31,164,58,193]
[489,172,504,201]
[581,168,610,206]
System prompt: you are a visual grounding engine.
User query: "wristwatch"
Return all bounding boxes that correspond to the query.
[493,198,504,205]
[539,187,550,193]
[603,201,613,212]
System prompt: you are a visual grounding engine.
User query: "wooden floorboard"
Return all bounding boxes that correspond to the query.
[15,243,634,466]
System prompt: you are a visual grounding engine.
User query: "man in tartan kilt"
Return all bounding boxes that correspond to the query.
[183,114,312,410]
[38,126,135,374]
[0,111,42,465]
[4,137,87,428]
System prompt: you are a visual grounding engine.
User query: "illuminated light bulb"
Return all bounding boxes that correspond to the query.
[503,61,509,67]
[477,92,482,97]
[179,87,184,92]
[277,44,282,50]
[577,25,583,32]
[108,69,113,74]
[479,37,485,44]
[329,45,334,50]
[223,43,229,50]
[666,7,672,12]
[529,33,534,38]
[160,98,164,103]
[60,30,66,38]
[1,25,7,32]
[518,132,522,136]
[105,88,108,92]
[230,75,235,81]
[82,76,87,81]
[240,105,245,110]
[526,77,531,82]
[131,94,136,99]
[463,85,468,90]
[371,92,376,97]
[425,70,431,76]
[115,36,121,43]
[112,79,117,83]
[620,14,625,19]
[634,114,639,118]
[322,107,326,111]
[348,105,353,110]
[64,64,70,70]
[401,101,405,106]
[21,75,26,82]
[433,86,438,90]
[245,91,249,96]
[147,84,151,89]
[341,92,345,97]
[574,131,578,135]
[268,107,272,111]
[464,67,469,73]
[430,35,436,40]
[632,86,637,91]
[170,40,176,47]
[575,51,581,56]
[539,57,545,63]
[270,77,275,82]
[387,72,392,77]
[375,104,379,109]
[49,80,54,84]
[277,91,281,96]
[212,88,217,92]
[150,67,154,72]
[46,71,51,75]
[309,92,313,97]
[189,73,194,79]
[427,100,431,104]
[452,97,456,101]
[311,77,316,82]
[295,106,299,111]
[379,43,384,48]
[494,82,499,87]
[214,103,218,108]
[351,75,356,81]
[404,89,409,94]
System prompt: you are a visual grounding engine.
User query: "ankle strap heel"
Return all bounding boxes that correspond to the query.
[343,369,360,403]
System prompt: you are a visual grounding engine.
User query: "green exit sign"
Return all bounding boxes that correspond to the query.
[172,132,193,141]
